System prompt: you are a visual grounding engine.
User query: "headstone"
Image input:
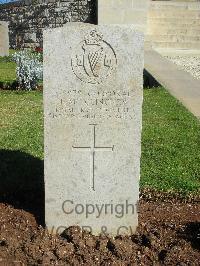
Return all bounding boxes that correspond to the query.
[44,23,144,236]
[0,21,9,56]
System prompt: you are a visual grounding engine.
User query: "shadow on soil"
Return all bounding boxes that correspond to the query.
[179,222,200,251]
[0,149,44,225]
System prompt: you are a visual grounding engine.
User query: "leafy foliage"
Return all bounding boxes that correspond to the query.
[13,50,43,90]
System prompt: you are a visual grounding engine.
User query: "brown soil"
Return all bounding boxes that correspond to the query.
[0,191,199,265]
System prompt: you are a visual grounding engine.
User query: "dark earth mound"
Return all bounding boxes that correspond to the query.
[0,190,199,265]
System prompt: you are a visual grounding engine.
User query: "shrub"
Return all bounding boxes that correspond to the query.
[13,50,43,90]
[34,47,43,62]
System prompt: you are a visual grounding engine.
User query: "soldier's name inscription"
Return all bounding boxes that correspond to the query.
[48,88,135,120]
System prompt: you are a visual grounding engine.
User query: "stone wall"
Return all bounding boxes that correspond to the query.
[0,21,9,56]
[0,0,97,48]
[98,0,150,33]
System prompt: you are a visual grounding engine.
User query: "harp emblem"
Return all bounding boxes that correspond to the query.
[71,29,117,84]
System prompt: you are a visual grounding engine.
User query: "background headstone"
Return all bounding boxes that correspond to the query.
[0,21,9,56]
[44,23,144,236]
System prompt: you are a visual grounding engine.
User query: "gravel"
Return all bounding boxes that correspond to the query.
[165,55,200,80]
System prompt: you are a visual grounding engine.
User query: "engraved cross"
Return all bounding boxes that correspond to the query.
[72,124,114,191]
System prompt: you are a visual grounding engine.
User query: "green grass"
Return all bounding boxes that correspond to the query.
[141,88,200,193]
[0,60,16,83]
[0,53,16,83]
[0,91,43,159]
[0,88,200,194]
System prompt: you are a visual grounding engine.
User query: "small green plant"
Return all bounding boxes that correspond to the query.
[13,50,43,90]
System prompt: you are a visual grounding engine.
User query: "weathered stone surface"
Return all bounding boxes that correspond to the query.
[146,1,200,50]
[98,0,150,33]
[0,21,9,56]
[44,23,144,236]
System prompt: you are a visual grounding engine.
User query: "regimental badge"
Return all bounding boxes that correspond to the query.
[71,30,117,84]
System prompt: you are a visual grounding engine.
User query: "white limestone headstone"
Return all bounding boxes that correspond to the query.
[44,23,144,236]
[0,21,9,57]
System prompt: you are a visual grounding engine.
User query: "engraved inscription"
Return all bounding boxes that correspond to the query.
[48,89,135,120]
[72,124,114,191]
[71,30,117,84]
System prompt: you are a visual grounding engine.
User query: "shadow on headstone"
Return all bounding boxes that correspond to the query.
[143,69,161,88]
[0,149,44,226]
